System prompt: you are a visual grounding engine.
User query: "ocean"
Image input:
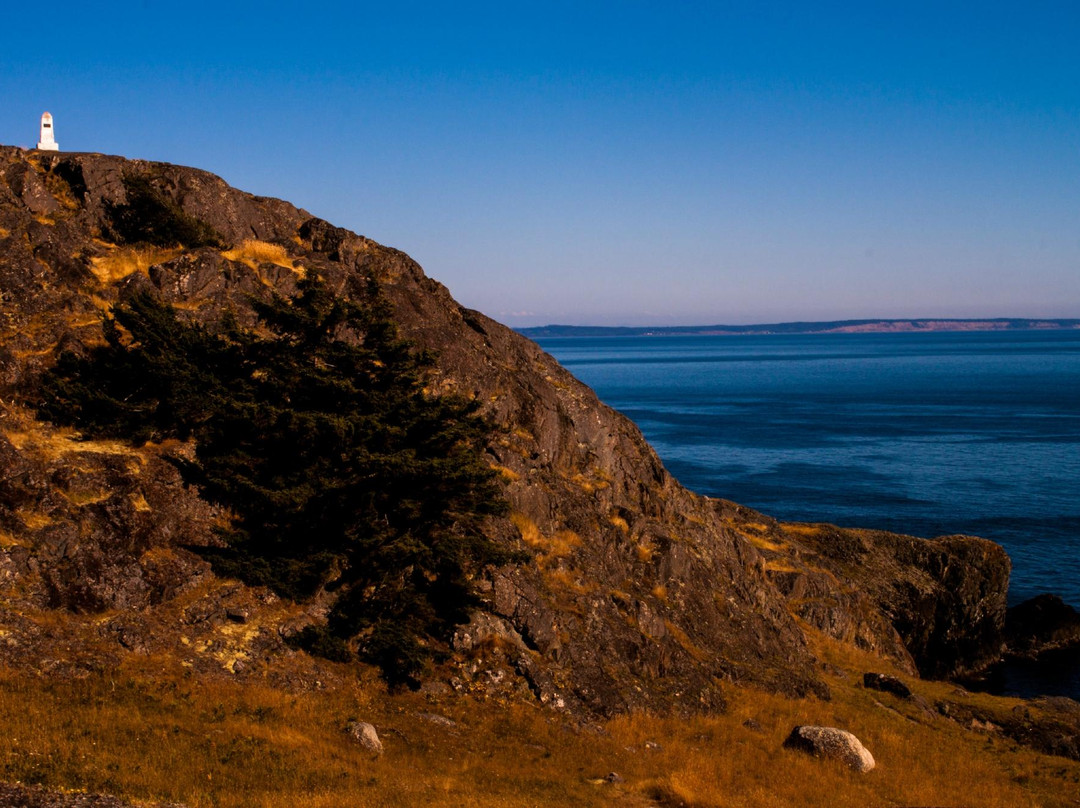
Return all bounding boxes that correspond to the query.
[537,330,1080,696]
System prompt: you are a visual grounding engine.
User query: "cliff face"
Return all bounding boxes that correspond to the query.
[714,501,1011,678]
[0,146,1010,712]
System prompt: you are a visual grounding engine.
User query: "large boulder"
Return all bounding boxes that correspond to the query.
[783,725,876,772]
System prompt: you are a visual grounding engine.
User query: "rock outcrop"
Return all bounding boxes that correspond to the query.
[1006,594,1080,659]
[714,500,1010,678]
[936,696,1080,761]
[0,145,1016,714]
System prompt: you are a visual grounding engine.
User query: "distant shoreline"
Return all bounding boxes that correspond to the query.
[518,318,1080,338]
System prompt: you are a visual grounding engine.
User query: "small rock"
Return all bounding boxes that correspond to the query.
[783,725,875,772]
[910,694,937,719]
[863,672,912,699]
[418,679,451,697]
[604,772,624,784]
[345,720,383,754]
[225,608,249,624]
[417,712,457,728]
[1036,696,1080,716]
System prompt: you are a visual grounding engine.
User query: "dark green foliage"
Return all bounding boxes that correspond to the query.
[287,625,352,664]
[107,175,222,248]
[39,276,510,685]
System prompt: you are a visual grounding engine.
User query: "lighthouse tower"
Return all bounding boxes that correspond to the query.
[37,112,59,151]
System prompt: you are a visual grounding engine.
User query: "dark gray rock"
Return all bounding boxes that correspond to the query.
[417,712,457,728]
[863,672,913,699]
[1006,594,1080,658]
[0,782,186,807]
[937,699,1080,761]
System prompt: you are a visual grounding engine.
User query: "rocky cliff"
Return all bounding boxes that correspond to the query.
[0,146,1012,714]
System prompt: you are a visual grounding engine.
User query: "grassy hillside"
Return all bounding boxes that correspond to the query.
[1,633,1077,807]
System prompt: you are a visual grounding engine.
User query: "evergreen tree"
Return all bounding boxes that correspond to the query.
[39,276,511,685]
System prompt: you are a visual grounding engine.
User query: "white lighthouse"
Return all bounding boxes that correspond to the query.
[37,112,59,151]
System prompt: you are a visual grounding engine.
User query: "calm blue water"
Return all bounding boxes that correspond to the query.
[537,331,1080,611]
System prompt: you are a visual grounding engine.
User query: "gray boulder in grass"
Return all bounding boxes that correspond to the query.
[783,725,875,772]
[346,720,383,754]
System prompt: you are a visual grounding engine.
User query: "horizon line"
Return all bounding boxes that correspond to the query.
[517,317,1080,336]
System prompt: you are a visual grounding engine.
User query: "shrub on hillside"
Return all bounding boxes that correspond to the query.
[38,275,511,685]
[106,175,222,248]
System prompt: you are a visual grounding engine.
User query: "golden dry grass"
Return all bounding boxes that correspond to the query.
[489,464,521,482]
[90,246,181,284]
[130,492,152,512]
[222,240,304,275]
[739,521,771,534]
[0,660,618,808]
[0,529,22,548]
[780,522,826,537]
[744,533,786,552]
[763,559,801,574]
[3,427,142,464]
[509,512,542,546]
[550,529,582,557]
[14,509,53,529]
[567,470,610,494]
[508,513,580,561]
[61,488,112,507]
[1,641,1076,808]
[544,567,595,596]
[43,172,79,211]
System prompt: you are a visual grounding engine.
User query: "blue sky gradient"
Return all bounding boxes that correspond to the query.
[3,1,1078,325]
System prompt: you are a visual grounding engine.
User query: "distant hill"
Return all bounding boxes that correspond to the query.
[519,318,1080,338]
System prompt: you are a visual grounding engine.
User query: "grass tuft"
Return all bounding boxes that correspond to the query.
[90,246,180,284]
[4,427,142,464]
[222,240,304,275]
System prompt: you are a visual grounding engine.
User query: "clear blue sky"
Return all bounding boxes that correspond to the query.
[3,1,1078,326]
